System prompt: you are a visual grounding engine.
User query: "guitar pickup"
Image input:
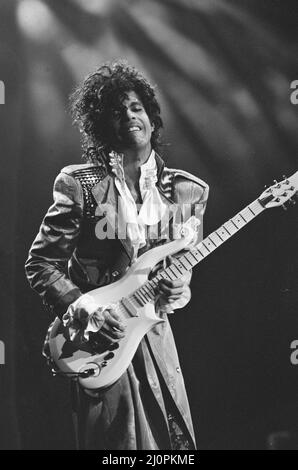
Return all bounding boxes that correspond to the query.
[121,297,139,317]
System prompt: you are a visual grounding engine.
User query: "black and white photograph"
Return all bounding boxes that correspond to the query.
[0,0,297,452]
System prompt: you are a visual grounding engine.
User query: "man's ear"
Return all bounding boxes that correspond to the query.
[151,122,155,131]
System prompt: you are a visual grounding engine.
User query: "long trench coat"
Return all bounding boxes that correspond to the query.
[25,153,209,450]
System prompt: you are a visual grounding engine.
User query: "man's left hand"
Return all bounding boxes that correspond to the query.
[158,278,189,303]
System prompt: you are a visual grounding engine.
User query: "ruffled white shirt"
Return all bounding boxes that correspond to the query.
[109,149,167,260]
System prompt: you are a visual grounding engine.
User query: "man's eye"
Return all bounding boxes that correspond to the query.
[132,107,143,112]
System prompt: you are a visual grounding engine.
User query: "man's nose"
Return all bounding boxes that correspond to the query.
[121,107,136,122]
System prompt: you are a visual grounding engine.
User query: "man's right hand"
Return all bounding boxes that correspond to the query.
[86,307,126,342]
[62,294,126,345]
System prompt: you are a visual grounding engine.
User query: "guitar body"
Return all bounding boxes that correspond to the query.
[48,237,190,390]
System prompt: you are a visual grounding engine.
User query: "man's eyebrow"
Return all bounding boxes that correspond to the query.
[129,100,143,106]
[114,99,143,111]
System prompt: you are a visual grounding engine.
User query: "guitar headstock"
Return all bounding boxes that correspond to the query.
[259,171,298,209]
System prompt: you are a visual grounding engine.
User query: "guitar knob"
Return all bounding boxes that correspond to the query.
[79,362,101,378]
[103,352,115,360]
[81,368,95,378]
[282,204,288,211]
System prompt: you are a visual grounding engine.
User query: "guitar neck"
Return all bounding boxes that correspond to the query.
[179,198,265,271]
[133,198,265,306]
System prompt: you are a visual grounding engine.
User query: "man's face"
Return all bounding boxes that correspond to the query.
[109,90,154,153]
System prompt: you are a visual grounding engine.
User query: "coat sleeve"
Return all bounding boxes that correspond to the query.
[157,173,209,314]
[173,171,209,243]
[25,171,84,319]
[169,177,209,312]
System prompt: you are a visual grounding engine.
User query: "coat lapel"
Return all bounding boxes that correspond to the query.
[91,173,134,260]
[155,153,176,241]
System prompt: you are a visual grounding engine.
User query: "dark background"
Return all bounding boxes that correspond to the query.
[0,0,297,449]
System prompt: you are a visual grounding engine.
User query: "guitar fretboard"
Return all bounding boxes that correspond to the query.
[131,198,265,306]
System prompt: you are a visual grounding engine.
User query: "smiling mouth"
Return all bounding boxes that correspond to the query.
[127,126,141,133]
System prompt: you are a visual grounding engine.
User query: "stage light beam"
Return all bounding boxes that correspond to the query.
[72,0,113,16]
[16,0,57,42]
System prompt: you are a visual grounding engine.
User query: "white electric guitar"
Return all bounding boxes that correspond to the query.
[48,172,298,390]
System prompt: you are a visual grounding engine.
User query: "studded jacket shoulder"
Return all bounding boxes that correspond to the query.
[58,159,209,220]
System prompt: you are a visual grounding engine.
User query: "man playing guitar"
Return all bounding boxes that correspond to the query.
[25,61,209,450]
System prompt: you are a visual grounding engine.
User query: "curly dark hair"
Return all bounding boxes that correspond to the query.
[70,60,163,162]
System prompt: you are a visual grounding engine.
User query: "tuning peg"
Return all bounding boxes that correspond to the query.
[282,175,290,184]
[282,204,288,211]
[289,198,296,205]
